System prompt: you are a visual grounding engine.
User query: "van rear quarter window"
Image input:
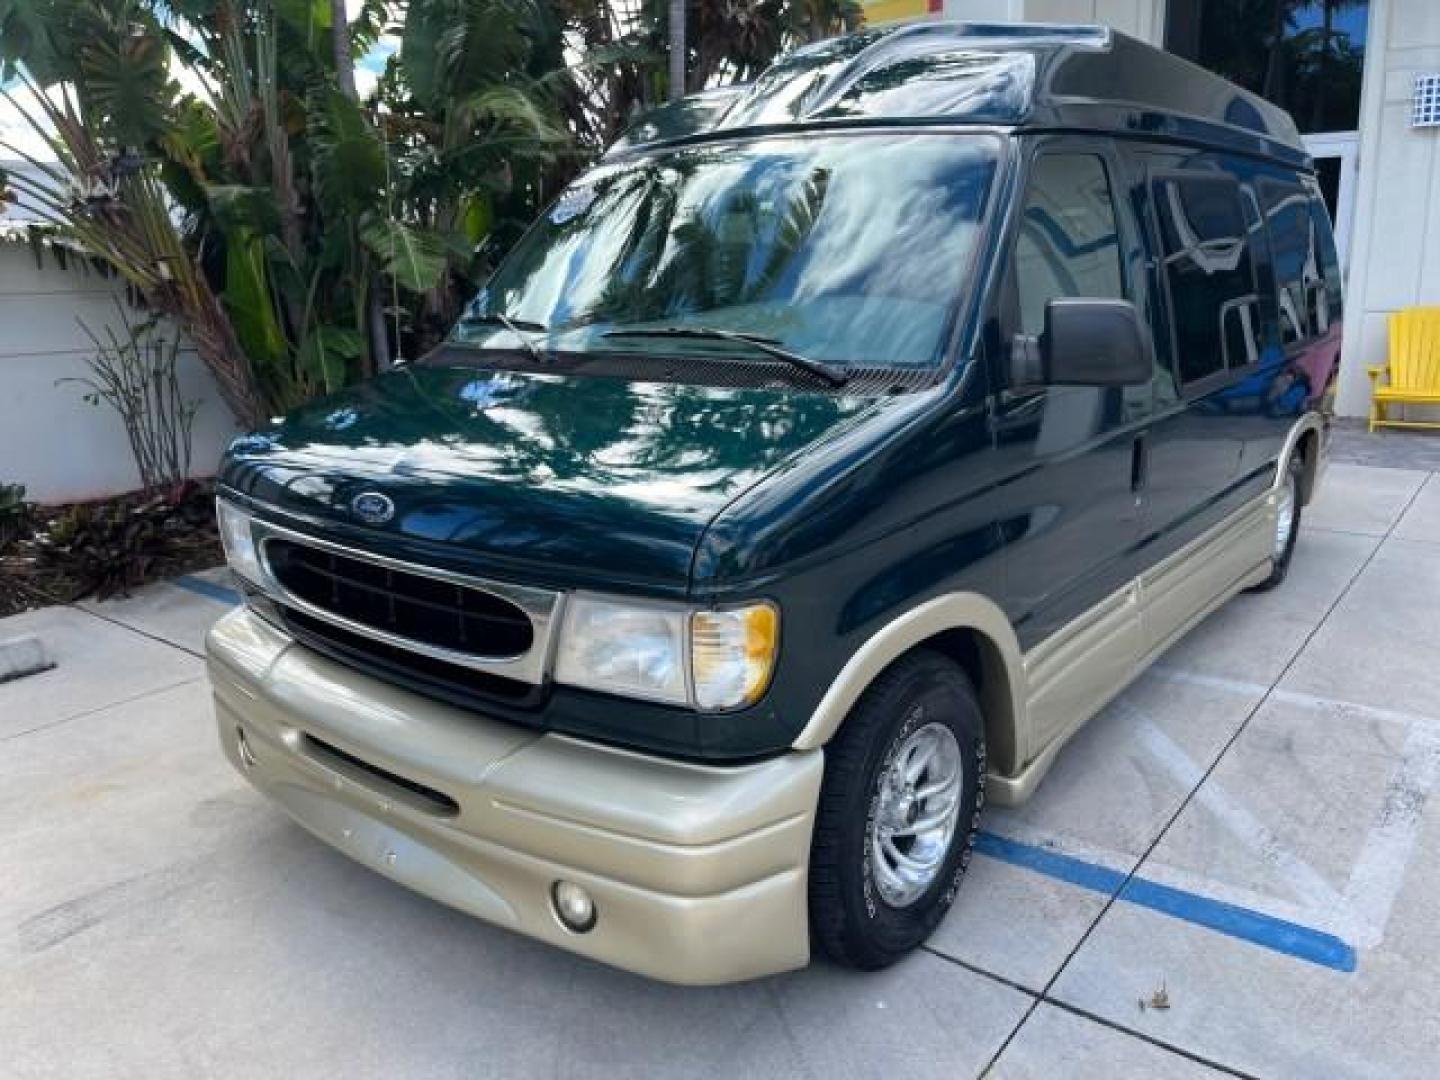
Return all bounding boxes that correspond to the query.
[1258,179,1317,346]
[1308,193,1344,332]
[1153,171,1261,382]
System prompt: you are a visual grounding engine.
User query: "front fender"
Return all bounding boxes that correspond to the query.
[790,591,1026,775]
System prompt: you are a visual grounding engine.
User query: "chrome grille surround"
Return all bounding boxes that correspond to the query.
[249,515,563,686]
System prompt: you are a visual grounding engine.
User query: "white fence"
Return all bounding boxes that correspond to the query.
[0,237,241,505]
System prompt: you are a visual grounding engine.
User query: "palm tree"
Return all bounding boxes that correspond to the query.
[1,0,567,415]
[646,0,863,95]
[668,0,685,101]
[1,0,864,419]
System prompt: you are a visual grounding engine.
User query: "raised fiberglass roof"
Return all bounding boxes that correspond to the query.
[608,22,1305,163]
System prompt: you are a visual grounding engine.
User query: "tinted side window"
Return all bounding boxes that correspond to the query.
[1153,173,1260,383]
[1014,154,1125,336]
[1308,195,1343,333]
[1259,180,1318,345]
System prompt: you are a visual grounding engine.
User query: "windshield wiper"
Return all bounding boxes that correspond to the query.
[459,312,549,333]
[601,326,848,388]
[457,312,548,363]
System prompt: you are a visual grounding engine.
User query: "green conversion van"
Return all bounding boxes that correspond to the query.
[207,22,1343,984]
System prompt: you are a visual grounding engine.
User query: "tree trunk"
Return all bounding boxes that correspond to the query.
[1262,0,1288,103]
[331,0,357,100]
[330,0,392,371]
[1311,0,1335,132]
[669,0,686,101]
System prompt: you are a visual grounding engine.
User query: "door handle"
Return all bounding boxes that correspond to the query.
[1131,433,1149,496]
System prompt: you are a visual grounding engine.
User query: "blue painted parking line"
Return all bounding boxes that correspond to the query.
[174,575,242,605]
[974,831,1357,973]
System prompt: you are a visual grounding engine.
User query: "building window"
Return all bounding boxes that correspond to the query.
[1165,0,1369,135]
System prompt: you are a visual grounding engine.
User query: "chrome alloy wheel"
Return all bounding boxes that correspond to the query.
[869,721,965,908]
[1274,470,1298,560]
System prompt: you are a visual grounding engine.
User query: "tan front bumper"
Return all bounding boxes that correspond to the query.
[206,607,822,985]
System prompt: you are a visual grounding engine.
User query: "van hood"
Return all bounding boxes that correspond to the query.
[219,364,887,591]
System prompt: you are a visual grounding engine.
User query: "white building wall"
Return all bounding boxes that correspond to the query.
[933,0,1163,41]
[938,0,1026,19]
[1021,0,1163,43]
[1335,0,1440,419]
[0,242,240,504]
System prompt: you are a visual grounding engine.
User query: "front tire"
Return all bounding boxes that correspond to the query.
[809,651,985,970]
[1250,453,1304,592]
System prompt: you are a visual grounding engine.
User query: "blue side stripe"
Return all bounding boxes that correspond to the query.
[174,574,242,605]
[974,831,1357,973]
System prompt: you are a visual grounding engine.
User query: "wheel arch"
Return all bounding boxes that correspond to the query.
[1278,411,1326,505]
[790,593,1027,777]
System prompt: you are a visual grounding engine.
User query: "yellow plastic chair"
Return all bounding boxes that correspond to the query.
[1369,307,1440,431]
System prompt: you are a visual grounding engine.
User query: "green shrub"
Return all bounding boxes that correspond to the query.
[0,482,29,552]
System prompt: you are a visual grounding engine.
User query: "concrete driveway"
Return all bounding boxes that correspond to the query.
[5,459,1440,1078]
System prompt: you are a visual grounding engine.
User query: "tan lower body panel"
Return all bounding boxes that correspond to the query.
[988,489,1275,806]
[206,438,1307,978]
[207,608,821,986]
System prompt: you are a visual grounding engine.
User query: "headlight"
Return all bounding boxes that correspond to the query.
[215,498,264,585]
[555,596,689,704]
[555,594,778,710]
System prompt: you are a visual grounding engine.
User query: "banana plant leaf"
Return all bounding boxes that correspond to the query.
[309,87,387,213]
[223,228,288,373]
[205,184,284,237]
[82,35,174,145]
[272,0,333,56]
[0,0,54,81]
[361,217,448,294]
[296,323,364,394]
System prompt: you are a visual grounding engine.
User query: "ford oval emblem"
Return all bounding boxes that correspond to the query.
[351,491,395,525]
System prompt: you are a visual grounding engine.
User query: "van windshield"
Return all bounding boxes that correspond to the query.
[452,133,999,372]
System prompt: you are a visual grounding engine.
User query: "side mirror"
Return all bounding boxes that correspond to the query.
[1010,298,1154,388]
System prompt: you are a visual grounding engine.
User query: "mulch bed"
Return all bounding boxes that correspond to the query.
[0,482,222,619]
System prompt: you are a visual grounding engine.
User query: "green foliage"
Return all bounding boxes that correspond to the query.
[296,323,365,392]
[75,13,177,145]
[222,228,289,373]
[38,490,211,598]
[0,0,57,80]
[65,305,200,495]
[272,0,333,54]
[5,0,858,417]
[642,0,864,94]
[309,86,388,212]
[400,0,535,111]
[41,498,170,597]
[0,483,30,552]
[361,217,448,293]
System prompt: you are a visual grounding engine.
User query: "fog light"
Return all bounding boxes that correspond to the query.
[552,880,597,933]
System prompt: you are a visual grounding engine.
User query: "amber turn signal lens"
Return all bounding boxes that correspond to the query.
[690,603,779,710]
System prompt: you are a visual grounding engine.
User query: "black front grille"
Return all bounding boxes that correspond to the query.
[275,606,538,706]
[264,537,534,658]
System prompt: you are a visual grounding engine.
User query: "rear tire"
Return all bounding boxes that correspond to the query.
[809,651,985,970]
[1250,452,1304,592]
